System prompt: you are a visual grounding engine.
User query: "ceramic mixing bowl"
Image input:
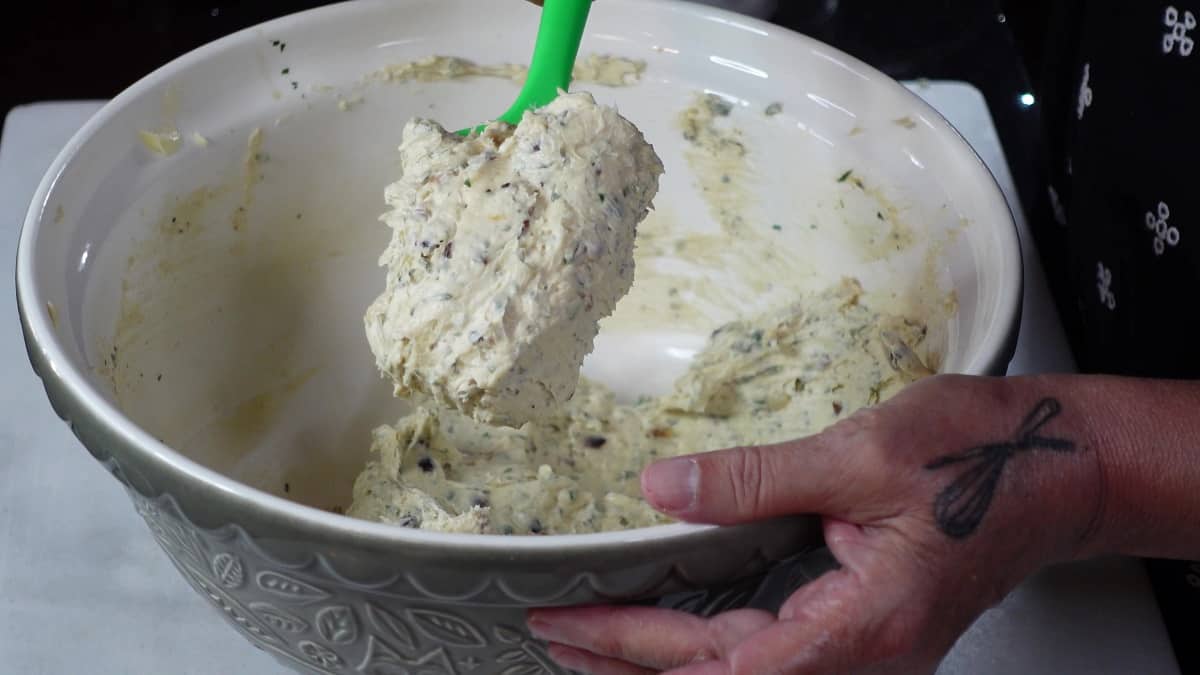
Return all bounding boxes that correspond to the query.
[16,1,1021,672]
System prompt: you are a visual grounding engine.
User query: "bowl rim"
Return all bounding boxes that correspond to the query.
[14,0,1022,553]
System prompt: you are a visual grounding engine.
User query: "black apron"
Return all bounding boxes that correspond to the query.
[1032,2,1200,670]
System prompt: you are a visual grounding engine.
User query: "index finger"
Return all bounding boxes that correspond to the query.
[528,606,774,671]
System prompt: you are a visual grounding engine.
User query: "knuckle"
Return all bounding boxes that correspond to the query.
[688,641,722,666]
[723,447,767,517]
[827,405,892,465]
[830,404,887,444]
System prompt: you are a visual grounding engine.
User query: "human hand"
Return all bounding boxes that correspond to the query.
[527,374,1103,674]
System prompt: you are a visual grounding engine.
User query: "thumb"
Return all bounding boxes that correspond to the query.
[640,418,886,524]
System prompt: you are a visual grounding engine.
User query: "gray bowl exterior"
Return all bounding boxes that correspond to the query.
[20,301,853,675]
[20,291,1016,673]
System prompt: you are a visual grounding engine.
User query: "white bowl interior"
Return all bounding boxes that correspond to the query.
[25,0,1017,515]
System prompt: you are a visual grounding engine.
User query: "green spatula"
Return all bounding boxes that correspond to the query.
[457,0,593,135]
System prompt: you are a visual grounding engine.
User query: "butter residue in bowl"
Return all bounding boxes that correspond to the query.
[343,63,953,536]
[348,279,932,535]
[138,85,185,157]
[368,54,646,88]
[138,129,183,157]
[232,128,264,231]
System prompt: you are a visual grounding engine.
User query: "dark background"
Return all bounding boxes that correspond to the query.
[0,0,1058,282]
[0,0,1067,351]
[0,0,1052,207]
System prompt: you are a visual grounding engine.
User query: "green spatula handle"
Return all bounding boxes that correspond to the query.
[459,0,592,134]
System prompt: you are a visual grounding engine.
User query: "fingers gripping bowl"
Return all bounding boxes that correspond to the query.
[16,0,1020,672]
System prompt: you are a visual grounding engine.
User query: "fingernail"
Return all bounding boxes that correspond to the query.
[526,612,559,641]
[642,457,699,513]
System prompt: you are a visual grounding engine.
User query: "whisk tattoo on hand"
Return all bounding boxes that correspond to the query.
[925,398,1076,539]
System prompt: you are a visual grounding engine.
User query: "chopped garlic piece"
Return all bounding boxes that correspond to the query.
[138,129,182,156]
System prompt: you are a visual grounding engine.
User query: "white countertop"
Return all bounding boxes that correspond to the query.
[0,88,1179,674]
